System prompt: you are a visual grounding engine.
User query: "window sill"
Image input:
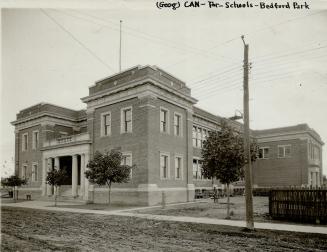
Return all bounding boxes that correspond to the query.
[120,131,132,134]
[100,134,111,138]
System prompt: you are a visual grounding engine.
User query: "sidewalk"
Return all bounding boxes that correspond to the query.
[2,200,327,234]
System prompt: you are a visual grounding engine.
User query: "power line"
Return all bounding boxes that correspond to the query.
[40,9,116,72]
[192,73,243,93]
[252,52,327,73]
[245,10,326,39]
[168,10,326,69]
[186,62,241,82]
[74,10,240,64]
[190,65,242,86]
[56,9,240,64]
[253,38,327,60]
[253,45,327,64]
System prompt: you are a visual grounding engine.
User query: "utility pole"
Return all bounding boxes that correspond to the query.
[119,20,122,72]
[241,35,254,230]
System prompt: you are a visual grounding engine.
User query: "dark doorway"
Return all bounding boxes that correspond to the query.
[60,156,72,185]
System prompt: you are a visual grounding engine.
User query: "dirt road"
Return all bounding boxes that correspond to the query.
[1,207,326,251]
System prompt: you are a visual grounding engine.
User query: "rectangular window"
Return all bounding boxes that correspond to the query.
[160,153,169,179]
[193,158,203,180]
[32,163,38,182]
[202,129,207,146]
[22,133,28,151]
[121,153,132,178]
[258,147,269,159]
[101,112,111,136]
[174,113,182,136]
[121,107,132,133]
[278,145,291,158]
[175,156,182,179]
[193,159,198,179]
[192,126,197,147]
[192,126,209,148]
[32,131,39,149]
[160,108,169,133]
[22,164,27,179]
[197,128,202,147]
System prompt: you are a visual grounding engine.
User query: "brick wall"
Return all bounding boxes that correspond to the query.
[147,97,189,188]
[18,124,43,187]
[253,139,308,187]
[92,97,149,188]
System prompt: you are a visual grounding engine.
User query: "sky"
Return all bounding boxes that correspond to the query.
[1,0,327,177]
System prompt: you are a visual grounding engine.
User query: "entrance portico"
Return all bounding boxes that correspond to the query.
[41,141,91,201]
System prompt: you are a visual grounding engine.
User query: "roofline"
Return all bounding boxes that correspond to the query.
[11,111,87,126]
[17,102,85,114]
[89,65,189,89]
[82,76,198,104]
[89,65,143,88]
[255,130,324,145]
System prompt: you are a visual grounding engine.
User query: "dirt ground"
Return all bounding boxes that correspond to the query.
[135,196,270,222]
[2,206,327,252]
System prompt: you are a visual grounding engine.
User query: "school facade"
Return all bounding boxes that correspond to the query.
[11,65,324,205]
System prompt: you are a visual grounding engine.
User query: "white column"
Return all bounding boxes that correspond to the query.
[316,173,320,187]
[42,158,47,196]
[54,157,60,170]
[312,172,317,187]
[47,158,53,196]
[72,154,78,197]
[84,153,90,201]
[80,154,85,198]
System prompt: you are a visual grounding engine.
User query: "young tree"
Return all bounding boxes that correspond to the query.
[202,121,258,219]
[46,169,68,206]
[85,150,134,205]
[1,175,27,202]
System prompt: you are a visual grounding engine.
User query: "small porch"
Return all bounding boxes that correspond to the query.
[41,133,92,201]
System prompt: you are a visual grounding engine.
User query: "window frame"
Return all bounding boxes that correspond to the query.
[258,147,270,159]
[22,164,28,179]
[121,106,133,133]
[32,130,39,150]
[32,162,38,182]
[278,145,291,158]
[160,107,170,134]
[173,112,182,137]
[121,151,133,179]
[192,126,197,147]
[174,154,183,180]
[192,157,202,180]
[22,133,28,152]
[160,152,170,180]
[101,111,112,137]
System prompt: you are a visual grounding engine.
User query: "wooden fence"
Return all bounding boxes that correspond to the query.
[269,187,327,224]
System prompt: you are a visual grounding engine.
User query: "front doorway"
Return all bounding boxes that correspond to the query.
[58,155,81,196]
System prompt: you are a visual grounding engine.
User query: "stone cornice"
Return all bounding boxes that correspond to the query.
[12,111,87,126]
[40,140,92,151]
[81,76,197,105]
[256,131,324,145]
[85,83,194,112]
[12,116,87,131]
